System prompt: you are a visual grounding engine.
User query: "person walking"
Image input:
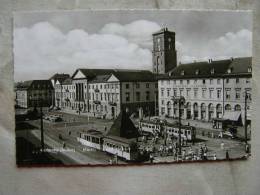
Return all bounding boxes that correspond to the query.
[226,150,230,160]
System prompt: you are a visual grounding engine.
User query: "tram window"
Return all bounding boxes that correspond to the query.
[188,131,191,135]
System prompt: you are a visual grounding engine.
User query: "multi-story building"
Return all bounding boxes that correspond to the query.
[152,28,252,126]
[15,80,54,108]
[157,57,252,125]
[50,73,70,108]
[54,69,158,119]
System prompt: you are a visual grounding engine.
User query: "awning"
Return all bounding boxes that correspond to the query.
[222,111,241,121]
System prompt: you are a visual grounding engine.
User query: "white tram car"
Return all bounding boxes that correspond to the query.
[77,129,103,150]
[77,130,140,161]
[139,120,196,141]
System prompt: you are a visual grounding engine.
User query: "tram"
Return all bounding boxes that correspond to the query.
[77,129,104,150]
[138,119,196,141]
[77,130,143,161]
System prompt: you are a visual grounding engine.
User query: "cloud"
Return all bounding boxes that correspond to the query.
[14,20,252,81]
[99,20,161,49]
[14,21,153,81]
[178,29,252,63]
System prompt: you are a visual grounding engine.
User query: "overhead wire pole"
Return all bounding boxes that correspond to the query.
[244,91,248,145]
[40,99,44,152]
[178,98,182,155]
[172,96,185,156]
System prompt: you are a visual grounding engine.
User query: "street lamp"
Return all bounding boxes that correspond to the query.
[171,96,185,156]
[29,95,44,152]
[244,91,251,153]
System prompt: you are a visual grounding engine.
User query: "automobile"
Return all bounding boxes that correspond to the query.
[49,116,62,122]
[218,131,235,139]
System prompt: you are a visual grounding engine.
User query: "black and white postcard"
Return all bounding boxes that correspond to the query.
[14,10,252,166]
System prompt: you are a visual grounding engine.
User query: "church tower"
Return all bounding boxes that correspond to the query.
[152,27,177,74]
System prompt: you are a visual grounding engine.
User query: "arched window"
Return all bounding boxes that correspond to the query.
[234,104,241,111]
[225,104,232,111]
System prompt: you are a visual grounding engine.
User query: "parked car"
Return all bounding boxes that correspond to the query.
[218,131,235,139]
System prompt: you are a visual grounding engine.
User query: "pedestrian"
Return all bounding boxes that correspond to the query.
[226,150,230,160]
[149,153,154,163]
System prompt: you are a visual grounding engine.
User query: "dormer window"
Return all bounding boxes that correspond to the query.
[181,70,185,76]
[195,69,200,75]
[248,67,252,73]
[227,68,233,74]
[211,68,215,74]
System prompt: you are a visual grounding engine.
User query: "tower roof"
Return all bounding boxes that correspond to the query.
[105,110,139,139]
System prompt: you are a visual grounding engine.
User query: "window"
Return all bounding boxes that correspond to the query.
[136,83,140,88]
[211,68,215,74]
[146,91,150,101]
[195,69,200,75]
[180,89,183,96]
[236,78,239,83]
[161,89,164,97]
[167,89,170,96]
[236,91,240,99]
[161,107,165,115]
[125,92,130,102]
[202,79,206,84]
[202,89,206,98]
[181,70,185,75]
[187,80,190,84]
[248,67,252,73]
[180,80,183,84]
[194,89,198,98]
[194,80,197,84]
[173,89,177,96]
[136,92,140,101]
[246,78,250,83]
[125,84,129,89]
[225,89,231,99]
[209,89,214,99]
[226,78,229,83]
[210,79,213,85]
[146,83,150,88]
[217,79,221,84]
[186,89,190,97]
[161,100,164,105]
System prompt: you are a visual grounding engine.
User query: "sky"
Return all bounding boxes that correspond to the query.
[13,10,252,81]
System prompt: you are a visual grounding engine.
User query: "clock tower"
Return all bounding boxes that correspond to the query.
[152,27,177,74]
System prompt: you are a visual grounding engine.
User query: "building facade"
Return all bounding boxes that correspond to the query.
[53,69,158,119]
[15,80,54,108]
[158,57,252,125]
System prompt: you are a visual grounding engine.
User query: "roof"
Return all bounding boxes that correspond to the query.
[152,27,175,35]
[83,129,104,137]
[49,73,70,83]
[72,69,116,79]
[106,110,139,139]
[62,78,72,85]
[15,80,54,90]
[89,75,110,83]
[159,57,252,80]
[223,111,241,121]
[111,70,156,82]
[103,135,136,145]
[72,68,156,82]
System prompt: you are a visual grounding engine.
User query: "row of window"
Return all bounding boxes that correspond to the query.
[160,78,251,86]
[161,88,251,100]
[125,83,157,89]
[125,91,151,102]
